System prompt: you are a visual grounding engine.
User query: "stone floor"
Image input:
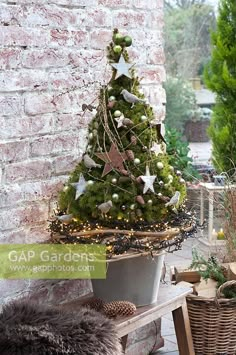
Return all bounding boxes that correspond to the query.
[153,236,201,355]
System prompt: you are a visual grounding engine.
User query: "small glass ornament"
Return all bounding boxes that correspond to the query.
[176,170,182,176]
[157,192,162,197]
[108,96,116,102]
[112,193,119,201]
[130,204,136,210]
[134,158,140,165]
[159,180,164,186]
[169,166,174,171]
[142,146,148,152]
[123,35,132,47]
[179,178,185,184]
[88,132,93,140]
[141,115,147,121]
[114,110,122,117]
[87,180,94,186]
[111,178,117,184]
[113,45,122,54]
[157,162,164,169]
[168,174,173,180]
[63,185,69,192]
[147,199,153,205]
[121,205,126,211]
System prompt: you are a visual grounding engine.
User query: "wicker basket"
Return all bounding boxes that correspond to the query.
[187,280,236,354]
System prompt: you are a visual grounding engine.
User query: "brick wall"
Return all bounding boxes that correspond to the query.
[0,0,165,304]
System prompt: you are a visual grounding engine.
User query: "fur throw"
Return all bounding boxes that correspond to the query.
[0,300,122,355]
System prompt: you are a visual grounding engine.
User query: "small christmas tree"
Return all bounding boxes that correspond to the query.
[50,29,193,255]
[204,0,236,173]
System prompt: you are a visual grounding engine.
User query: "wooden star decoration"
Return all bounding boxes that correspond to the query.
[140,166,156,194]
[150,142,162,155]
[95,143,128,177]
[111,54,133,80]
[70,173,87,200]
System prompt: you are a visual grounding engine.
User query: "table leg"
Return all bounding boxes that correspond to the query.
[200,186,204,226]
[208,190,214,242]
[172,299,195,355]
[121,334,128,353]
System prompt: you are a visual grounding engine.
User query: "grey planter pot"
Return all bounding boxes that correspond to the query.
[91,252,165,306]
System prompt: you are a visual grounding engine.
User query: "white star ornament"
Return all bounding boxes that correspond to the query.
[111,54,134,80]
[140,166,157,194]
[150,142,162,155]
[70,173,87,200]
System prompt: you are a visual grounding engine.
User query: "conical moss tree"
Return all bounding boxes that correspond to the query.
[51,30,190,243]
[205,0,236,173]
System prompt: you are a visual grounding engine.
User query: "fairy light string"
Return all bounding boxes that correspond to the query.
[49,208,197,257]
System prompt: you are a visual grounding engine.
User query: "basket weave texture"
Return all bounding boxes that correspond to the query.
[187,280,236,354]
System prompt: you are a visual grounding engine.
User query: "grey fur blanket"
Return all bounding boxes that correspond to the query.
[0,300,122,355]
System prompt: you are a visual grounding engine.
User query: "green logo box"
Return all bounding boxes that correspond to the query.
[0,244,106,279]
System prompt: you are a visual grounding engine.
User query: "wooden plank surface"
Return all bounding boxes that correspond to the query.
[58,285,192,314]
[115,285,192,337]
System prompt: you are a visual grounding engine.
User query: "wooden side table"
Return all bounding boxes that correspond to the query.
[59,285,195,355]
[116,285,194,355]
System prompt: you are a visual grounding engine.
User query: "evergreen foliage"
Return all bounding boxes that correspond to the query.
[165,128,200,181]
[57,30,187,228]
[204,0,236,173]
[191,249,236,299]
[191,250,226,287]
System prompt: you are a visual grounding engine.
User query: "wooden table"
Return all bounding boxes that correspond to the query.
[59,284,194,355]
[116,284,194,355]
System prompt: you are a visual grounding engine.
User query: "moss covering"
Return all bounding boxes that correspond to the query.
[58,29,186,227]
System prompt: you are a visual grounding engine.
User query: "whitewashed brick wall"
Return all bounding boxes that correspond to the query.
[0,0,165,304]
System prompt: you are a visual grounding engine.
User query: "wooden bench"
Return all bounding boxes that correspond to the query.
[59,284,195,355]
